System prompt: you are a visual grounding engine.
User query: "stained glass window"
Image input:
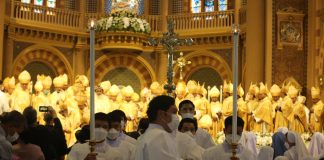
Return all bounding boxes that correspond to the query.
[47,0,56,8]
[218,0,227,11]
[205,0,214,12]
[21,0,31,4]
[191,0,201,13]
[34,0,43,5]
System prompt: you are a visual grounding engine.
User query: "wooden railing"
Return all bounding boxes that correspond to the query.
[10,1,237,34]
[168,10,234,32]
[12,1,81,28]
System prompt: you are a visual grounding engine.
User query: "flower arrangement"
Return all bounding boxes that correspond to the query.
[215,131,225,144]
[96,11,151,34]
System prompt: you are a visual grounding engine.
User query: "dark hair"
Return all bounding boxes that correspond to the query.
[138,118,150,134]
[0,110,26,128]
[43,112,53,124]
[110,110,127,121]
[224,116,244,129]
[23,106,37,127]
[75,125,90,143]
[107,112,122,125]
[147,95,175,122]
[178,118,198,131]
[19,129,32,144]
[179,100,195,110]
[95,112,108,122]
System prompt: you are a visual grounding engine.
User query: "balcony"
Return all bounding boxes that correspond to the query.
[8,1,242,49]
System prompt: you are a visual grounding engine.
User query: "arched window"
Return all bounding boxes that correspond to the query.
[21,0,31,3]
[34,0,43,6]
[191,0,202,13]
[190,0,228,13]
[218,0,227,11]
[47,0,56,8]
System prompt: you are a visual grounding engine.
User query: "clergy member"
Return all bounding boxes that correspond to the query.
[178,100,215,149]
[11,70,32,113]
[310,87,323,132]
[209,86,223,136]
[202,116,256,160]
[271,84,287,131]
[134,95,180,160]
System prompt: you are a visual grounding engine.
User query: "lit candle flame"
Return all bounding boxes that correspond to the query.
[90,20,95,28]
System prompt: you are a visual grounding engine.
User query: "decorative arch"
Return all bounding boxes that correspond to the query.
[174,50,232,82]
[12,45,73,80]
[92,53,156,88]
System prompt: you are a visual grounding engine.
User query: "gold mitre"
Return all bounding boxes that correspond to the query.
[75,92,88,105]
[75,75,89,87]
[99,81,111,93]
[150,81,161,95]
[122,85,134,97]
[53,76,64,88]
[288,86,298,98]
[297,96,306,104]
[187,80,197,94]
[238,84,244,97]
[311,87,320,99]
[108,85,120,96]
[8,77,16,89]
[131,93,140,102]
[18,70,31,84]
[42,76,52,90]
[199,115,213,129]
[270,84,281,97]
[3,77,9,89]
[228,82,233,94]
[259,82,268,94]
[34,81,43,92]
[61,74,68,85]
[209,86,220,98]
[223,80,230,93]
[140,87,150,97]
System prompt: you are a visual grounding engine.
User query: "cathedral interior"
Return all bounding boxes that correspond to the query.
[0,0,323,105]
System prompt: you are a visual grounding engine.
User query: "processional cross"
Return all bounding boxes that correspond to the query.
[148,19,193,96]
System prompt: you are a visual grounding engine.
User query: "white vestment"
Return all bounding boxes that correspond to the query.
[67,141,122,160]
[107,139,135,160]
[283,131,310,160]
[194,128,215,149]
[118,132,137,145]
[134,123,181,160]
[202,141,257,160]
[0,90,10,114]
[308,132,324,158]
[176,131,204,160]
[257,146,274,160]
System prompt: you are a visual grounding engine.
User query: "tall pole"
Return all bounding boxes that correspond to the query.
[231,25,240,160]
[89,19,96,152]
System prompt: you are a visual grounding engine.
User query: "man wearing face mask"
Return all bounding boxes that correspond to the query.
[0,111,26,160]
[178,100,215,149]
[68,113,122,160]
[110,110,137,145]
[202,116,256,160]
[106,112,135,160]
[134,95,181,160]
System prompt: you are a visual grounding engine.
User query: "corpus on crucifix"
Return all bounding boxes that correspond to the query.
[174,52,191,81]
[148,19,193,96]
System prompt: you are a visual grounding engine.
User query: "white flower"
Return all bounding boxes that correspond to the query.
[122,17,130,28]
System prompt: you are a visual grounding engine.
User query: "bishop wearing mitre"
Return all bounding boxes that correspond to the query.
[11,70,32,113]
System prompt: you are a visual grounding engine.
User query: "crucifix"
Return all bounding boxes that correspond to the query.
[148,19,193,96]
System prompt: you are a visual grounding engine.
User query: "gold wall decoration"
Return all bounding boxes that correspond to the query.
[276,7,305,50]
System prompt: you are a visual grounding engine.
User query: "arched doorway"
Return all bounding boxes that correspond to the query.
[102,67,141,93]
[24,61,56,85]
[187,67,223,87]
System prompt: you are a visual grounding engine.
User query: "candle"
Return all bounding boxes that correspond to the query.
[232,25,239,144]
[89,20,95,143]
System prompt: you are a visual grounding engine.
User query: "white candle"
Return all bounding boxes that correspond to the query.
[232,25,239,144]
[89,20,95,142]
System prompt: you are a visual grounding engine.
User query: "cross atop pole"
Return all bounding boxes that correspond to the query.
[148,19,193,96]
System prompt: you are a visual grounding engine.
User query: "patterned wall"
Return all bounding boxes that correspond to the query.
[272,0,308,88]
[188,67,223,88]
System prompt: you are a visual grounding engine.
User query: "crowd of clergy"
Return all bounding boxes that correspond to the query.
[0,70,324,160]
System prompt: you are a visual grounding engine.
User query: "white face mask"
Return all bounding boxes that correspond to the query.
[225,134,242,144]
[95,128,108,142]
[107,128,120,140]
[181,113,194,119]
[184,131,194,138]
[284,142,290,149]
[7,132,19,143]
[167,114,180,132]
